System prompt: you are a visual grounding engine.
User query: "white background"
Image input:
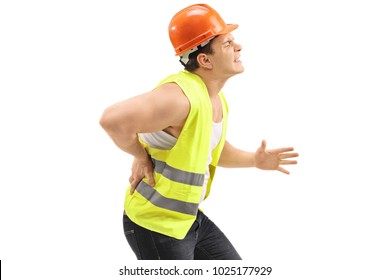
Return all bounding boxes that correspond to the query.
[1,0,389,279]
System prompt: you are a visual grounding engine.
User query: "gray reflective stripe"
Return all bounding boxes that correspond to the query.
[152,158,204,187]
[137,181,198,216]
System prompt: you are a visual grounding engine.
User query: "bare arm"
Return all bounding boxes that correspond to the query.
[218,140,299,174]
[218,140,256,168]
[99,83,190,191]
[100,83,189,155]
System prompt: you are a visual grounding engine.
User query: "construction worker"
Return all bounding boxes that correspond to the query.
[100,3,298,260]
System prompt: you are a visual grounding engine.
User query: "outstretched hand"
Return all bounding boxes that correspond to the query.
[129,156,155,195]
[255,140,299,174]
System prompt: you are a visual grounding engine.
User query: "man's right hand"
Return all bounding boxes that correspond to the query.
[129,155,155,195]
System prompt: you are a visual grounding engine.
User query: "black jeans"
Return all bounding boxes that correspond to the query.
[123,211,241,260]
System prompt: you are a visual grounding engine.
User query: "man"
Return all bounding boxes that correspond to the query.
[100,3,298,260]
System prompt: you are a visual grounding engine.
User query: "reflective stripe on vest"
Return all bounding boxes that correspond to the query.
[137,181,199,216]
[152,158,204,186]
[134,157,203,216]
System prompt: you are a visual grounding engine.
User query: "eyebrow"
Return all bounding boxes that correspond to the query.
[222,38,235,45]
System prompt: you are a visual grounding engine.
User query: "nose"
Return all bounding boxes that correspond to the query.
[234,42,242,52]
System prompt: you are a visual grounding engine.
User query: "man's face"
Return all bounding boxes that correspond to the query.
[208,33,244,78]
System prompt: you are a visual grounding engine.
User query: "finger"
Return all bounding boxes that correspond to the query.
[145,171,155,187]
[271,147,295,154]
[279,152,299,159]
[130,183,135,195]
[129,176,134,195]
[279,159,298,165]
[277,166,290,174]
[129,176,141,195]
[257,139,267,153]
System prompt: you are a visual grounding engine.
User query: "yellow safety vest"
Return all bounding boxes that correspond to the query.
[124,71,229,239]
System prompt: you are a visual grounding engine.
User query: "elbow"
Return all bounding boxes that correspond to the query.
[99,107,136,138]
[99,107,120,134]
[99,109,111,131]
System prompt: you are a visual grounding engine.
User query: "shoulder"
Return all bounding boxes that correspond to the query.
[146,82,190,126]
[157,71,205,97]
[151,82,189,108]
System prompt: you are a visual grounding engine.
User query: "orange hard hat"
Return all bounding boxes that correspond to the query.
[169,4,238,56]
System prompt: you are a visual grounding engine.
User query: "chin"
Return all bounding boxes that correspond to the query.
[235,62,244,71]
[236,66,245,74]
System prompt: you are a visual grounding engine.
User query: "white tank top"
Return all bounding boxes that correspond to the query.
[139,120,223,202]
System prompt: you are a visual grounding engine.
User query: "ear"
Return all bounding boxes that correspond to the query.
[197,53,213,70]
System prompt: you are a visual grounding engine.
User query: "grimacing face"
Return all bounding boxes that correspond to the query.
[207,33,244,77]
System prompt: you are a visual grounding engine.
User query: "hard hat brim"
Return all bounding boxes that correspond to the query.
[217,23,238,36]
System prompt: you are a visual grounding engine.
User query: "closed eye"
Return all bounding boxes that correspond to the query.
[223,39,234,47]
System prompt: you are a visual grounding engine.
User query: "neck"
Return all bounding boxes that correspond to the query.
[192,70,228,97]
